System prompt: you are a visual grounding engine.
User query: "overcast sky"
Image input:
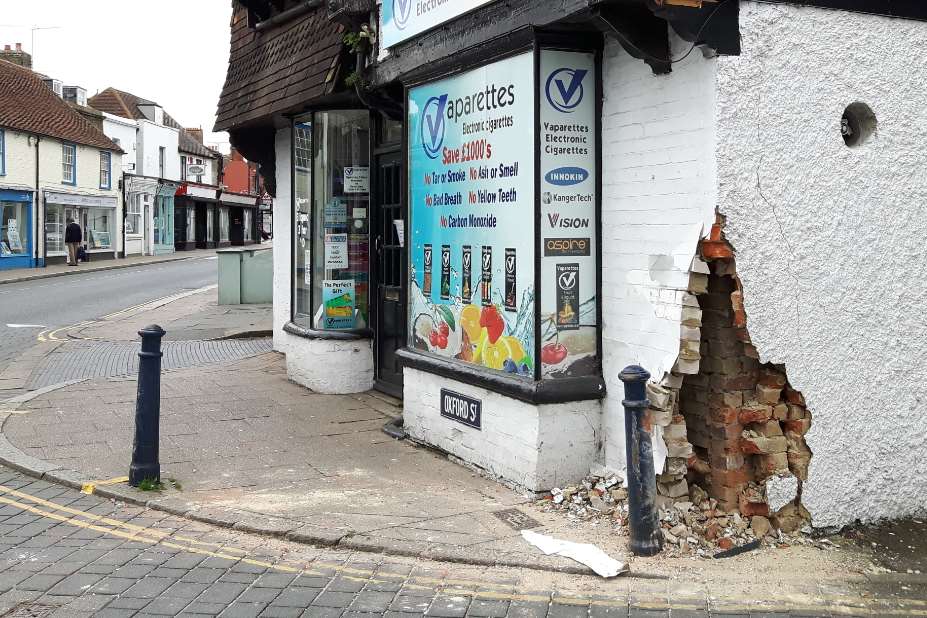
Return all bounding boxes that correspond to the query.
[0,1,233,152]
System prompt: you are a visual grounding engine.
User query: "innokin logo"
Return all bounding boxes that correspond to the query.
[392,0,412,29]
[545,167,589,186]
[421,94,448,159]
[545,67,588,113]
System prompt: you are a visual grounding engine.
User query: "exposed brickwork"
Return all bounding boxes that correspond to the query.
[677,217,813,518]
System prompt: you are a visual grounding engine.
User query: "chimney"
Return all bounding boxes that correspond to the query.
[1,42,32,69]
[186,127,204,144]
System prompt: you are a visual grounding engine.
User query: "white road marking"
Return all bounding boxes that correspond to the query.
[203,256,218,261]
[6,324,46,329]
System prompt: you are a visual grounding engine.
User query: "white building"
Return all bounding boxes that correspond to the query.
[216,0,927,530]
[91,88,223,254]
[0,58,122,270]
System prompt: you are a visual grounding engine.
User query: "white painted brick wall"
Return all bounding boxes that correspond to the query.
[600,35,717,473]
[403,368,600,492]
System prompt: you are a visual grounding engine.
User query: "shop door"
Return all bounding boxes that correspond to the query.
[229,207,244,245]
[195,205,207,248]
[373,149,405,397]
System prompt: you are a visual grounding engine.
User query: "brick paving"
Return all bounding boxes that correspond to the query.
[0,465,913,617]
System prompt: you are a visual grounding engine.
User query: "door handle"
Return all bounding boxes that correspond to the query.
[375,235,383,255]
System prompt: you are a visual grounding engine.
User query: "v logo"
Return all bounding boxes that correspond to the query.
[393,0,412,27]
[421,94,448,159]
[555,69,587,105]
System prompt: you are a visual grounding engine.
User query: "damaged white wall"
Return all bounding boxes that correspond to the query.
[715,2,927,526]
[272,127,293,355]
[600,35,718,473]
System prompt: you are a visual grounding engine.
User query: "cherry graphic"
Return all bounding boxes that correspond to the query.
[541,342,568,365]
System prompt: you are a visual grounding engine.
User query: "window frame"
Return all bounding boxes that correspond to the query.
[158,146,166,178]
[99,151,112,190]
[290,109,373,335]
[0,129,5,176]
[62,143,77,186]
[180,155,187,181]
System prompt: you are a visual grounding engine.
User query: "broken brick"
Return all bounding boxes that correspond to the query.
[738,403,772,424]
[738,494,770,517]
[753,420,783,438]
[755,452,789,478]
[784,387,806,405]
[783,418,812,436]
[740,432,787,455]
[755,384,782,405]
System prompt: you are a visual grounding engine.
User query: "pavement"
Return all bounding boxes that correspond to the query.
[0,278,924,613]
[0,465,922,617]
[0,248,222,286]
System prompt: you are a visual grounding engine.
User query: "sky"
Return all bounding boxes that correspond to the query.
[0,1,233,153]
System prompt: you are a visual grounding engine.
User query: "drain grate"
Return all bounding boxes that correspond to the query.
[3,604,58,617]
[493,507,541,530]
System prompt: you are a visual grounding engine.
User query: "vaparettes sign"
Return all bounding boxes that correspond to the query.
[381,0,497,48]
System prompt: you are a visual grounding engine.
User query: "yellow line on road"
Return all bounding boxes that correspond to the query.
[0,483,918,613]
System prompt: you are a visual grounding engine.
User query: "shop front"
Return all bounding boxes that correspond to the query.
[153,181,179,255]
[217,191,259,247]
[123,175,160,256]
[0,189,33,270]
[174,183,219,251]
[44,191,118,264]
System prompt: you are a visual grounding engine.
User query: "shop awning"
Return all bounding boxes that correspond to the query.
[218,191,260,207]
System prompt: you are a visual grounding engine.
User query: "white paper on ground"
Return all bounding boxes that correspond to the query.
[521,530,628,578]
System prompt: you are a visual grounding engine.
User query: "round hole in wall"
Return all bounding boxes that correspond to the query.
[841,102,877,147]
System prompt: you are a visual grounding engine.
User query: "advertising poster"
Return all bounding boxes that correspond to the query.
[381,0,497,48]
[408,52,535,377]
[322,279,356,329]
[539,50,599,378]
[324,233,348,269]
[343,167,370,193]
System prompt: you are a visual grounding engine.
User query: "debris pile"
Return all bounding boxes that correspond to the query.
[534,474,629,528]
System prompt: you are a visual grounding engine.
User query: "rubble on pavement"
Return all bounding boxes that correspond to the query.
[534,474,830,558]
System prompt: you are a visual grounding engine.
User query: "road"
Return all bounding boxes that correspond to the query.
[0,258,218,374]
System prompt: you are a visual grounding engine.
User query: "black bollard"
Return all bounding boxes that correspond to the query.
[619,365,663,556]
[129,325,165,486]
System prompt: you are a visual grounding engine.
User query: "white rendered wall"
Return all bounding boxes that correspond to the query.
[0,129,35,189]
[101,115,138,172]
[271,127,374,394]
[137,121,180,180]
[599,36,718,473]
[715,2,927,527]
[403,368,600,492]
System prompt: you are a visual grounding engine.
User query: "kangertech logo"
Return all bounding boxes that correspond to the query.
[392,0,412,29]
[421,95,449,159]
[545,67,588,113]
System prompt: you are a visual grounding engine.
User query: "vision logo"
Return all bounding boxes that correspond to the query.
[558,269,577,291]
[482,250,492,270]
[505,254,515,274]
[421,94,448,159]
[463,252,471,269]
[442,251,450,267]
[545,67,588,113]
[392,0,412,29]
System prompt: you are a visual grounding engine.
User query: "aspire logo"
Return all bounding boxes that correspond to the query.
[421,94,448,159]
[392,0,412,29]
[545,67,587,113]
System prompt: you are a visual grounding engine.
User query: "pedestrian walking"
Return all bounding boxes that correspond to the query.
[65,217,82,266]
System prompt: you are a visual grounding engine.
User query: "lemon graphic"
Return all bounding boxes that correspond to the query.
[460,304,481,342]
[473,328,489,364]
[499,336,524,363]
[483,341,506,370]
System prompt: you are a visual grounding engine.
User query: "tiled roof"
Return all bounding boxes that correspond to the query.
[0,59,121,152]
[214,2,344,131]
[89,87,221,159]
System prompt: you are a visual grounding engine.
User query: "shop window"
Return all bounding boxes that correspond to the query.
[99,151,112,189]
[181,155,187,181]
[186,207,195,242]
[0,201,27,255]
[244,209,252,242]
[207,207,215,242]
[45,204,65,254]
[126,195,141,235]
[292,110,370,331]
[219,206,230,242]
[86,207,113,249]
[62,143,76,185]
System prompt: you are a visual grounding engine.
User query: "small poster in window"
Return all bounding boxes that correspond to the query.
[322,279,356,330]
[6,221,23,253]
[394,219,405,247]
[323,200,347,228]
[324,233,349,269]
[304,250,311,284]
[343,167,369,193]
